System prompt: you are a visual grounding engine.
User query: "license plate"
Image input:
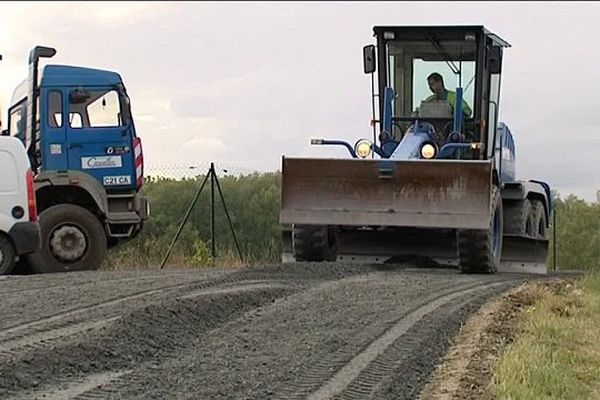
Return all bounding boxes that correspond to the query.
[103,175,131,186]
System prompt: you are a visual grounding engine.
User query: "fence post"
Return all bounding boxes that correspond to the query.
[158,162,244,269]
[553,207,557,271]
[210,162,216,260]
[160,168,211,269]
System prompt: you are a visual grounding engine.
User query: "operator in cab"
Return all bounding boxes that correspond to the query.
[423,72,472,117]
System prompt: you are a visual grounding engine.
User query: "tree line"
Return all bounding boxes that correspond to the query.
[106,172,599,271]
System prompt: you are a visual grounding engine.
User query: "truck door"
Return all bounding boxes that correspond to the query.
[66,86,135,189]
[40,88,68,170]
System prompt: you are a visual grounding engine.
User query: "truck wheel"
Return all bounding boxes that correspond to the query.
[458,187,503,274]
[26,204,107,273]
[292,225,339,262]
[0,235,16,275]
[503,198,535,237]
[531,200,548,240]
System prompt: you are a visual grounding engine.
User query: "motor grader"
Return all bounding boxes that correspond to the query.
[280,25,551,274]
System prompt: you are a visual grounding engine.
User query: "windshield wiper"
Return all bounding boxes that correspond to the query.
[428,35,460,75]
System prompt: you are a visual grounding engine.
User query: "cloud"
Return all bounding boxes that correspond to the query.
[1,1,599,201]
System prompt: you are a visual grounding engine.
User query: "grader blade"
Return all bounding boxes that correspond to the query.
[280,157,493,230]
[499,236,548,275]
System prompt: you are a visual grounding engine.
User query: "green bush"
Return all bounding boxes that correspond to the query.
[108,171,282,268]
[549,192,600,271]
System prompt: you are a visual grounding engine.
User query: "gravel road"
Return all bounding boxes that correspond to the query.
[0,263,535,399]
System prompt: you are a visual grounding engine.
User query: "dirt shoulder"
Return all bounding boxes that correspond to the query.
[418,278,568,400]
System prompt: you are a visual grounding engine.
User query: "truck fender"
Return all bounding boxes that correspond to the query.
[34,170,109,215]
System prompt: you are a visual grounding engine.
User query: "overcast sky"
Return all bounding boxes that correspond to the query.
[1,1,599,201]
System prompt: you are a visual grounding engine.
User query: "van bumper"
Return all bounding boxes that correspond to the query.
[8,222,41,255]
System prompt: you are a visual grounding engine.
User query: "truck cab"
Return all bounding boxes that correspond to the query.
[4,46,148,273]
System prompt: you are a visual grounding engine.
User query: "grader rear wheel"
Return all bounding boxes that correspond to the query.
[504,198,535,238]
[531,200,548,240]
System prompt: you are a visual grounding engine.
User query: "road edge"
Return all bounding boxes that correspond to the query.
[417,281,534,400]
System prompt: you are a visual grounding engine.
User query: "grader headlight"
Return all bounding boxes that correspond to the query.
[420,143,437,159]
[354,139,373,158]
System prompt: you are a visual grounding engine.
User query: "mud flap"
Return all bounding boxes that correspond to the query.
[280,157,493,230]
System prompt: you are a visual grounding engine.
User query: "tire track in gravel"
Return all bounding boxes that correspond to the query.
[0,270,301,365]
[0,280,285,361]
[0,276,226,343]
[0,265,318,339]
[326,282,513,400]
[277,279,513,400]
[0,263,376,399]
[0,271,204,296]
[2,284,294,400]
[64,271,523,400]
[0,269,237,331]
[0,262,367,346]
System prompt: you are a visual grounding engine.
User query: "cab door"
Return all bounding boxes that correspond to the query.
[65,87,135,189]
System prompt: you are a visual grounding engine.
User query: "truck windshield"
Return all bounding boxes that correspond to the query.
[386,39,477,120]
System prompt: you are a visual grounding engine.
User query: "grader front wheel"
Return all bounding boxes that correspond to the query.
[292,225,339,262]
[458,187,503,274]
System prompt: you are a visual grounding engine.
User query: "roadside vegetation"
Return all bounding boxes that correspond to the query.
[104,172,282,269]
[105,171,600,270]
[493,273,600,399]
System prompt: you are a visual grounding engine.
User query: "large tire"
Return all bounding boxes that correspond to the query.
[458,186,503,274]
[292,224,338,262]
[503,198,535,237]
[0,235,16,275]
[26,204,107,273]
[531,200,548,240]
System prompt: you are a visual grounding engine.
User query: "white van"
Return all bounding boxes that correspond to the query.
[0,136,40,275]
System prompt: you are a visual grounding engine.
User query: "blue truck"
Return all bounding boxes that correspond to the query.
[2,46,148,273]
[280,26,551,274]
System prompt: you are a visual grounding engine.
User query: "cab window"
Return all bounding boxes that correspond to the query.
[48,90,63,128]
[68,88,123,128]
[386,40,477,139]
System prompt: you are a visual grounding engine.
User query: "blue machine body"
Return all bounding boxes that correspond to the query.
[38,65,139,190]
[496,122,516,182]
[312,85,553,217]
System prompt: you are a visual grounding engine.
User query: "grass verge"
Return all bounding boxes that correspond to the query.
[493,273,600,400]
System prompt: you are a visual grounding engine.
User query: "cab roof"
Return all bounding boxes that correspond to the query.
[40,65,123,87]
[372,25,511,48]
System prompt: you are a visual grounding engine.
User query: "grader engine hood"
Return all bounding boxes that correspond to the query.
[280,157,493,230]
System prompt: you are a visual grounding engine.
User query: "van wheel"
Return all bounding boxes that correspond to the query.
[26,204,107,273]
[0,235,16,275]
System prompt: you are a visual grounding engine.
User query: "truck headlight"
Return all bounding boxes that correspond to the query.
[420,143,437,159]
[354,139,372,158]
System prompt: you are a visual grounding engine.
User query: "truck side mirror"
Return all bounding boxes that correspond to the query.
[69,88,91,105]
[363,45,376,74]
[488,46,503,74]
